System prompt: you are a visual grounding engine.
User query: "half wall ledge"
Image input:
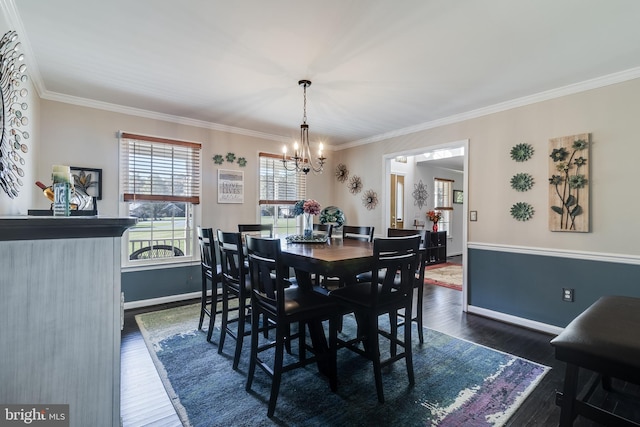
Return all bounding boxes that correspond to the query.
[0,216,137,241]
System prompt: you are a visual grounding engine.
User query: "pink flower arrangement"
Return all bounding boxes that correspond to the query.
[303,199,321,215]
[426,210,442,223]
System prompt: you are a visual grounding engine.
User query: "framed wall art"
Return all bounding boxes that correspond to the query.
[453,190,463,204]
[218,169,244,203]
[548,133,590,232]
[70,167,102,200]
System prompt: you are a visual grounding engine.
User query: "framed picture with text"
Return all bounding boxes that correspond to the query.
[218,169,244,203]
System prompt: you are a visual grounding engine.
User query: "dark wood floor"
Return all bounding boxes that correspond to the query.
[121,261,638,426]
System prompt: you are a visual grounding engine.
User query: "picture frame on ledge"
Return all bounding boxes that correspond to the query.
[70,166,102,200]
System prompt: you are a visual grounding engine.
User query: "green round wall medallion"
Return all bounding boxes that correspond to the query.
[510,143,534,162]
[510,173,534,192]
[510,202,534,221]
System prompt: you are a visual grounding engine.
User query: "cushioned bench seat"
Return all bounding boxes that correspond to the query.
[550,295,640,426]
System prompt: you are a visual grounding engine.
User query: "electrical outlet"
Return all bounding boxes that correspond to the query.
[562,288,574,302]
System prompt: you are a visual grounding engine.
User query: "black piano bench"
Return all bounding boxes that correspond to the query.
[550,295,640,426]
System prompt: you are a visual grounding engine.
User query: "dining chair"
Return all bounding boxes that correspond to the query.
[197,226,223,340]
[245,235,339,418]
[329,235,421,403]
[342,225,374,242]
[238,223,273,238]
[312,222,333,238]
[216,230,253,370]
[387,228,427,343]
[320,225,374,291]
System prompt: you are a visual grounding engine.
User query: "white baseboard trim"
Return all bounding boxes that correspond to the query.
[124,291,201,310]
[467,305,564,336]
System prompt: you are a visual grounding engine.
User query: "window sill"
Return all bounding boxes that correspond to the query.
[122,257,200,273]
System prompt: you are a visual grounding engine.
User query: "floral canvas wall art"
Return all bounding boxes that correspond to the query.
[548,133,590,232]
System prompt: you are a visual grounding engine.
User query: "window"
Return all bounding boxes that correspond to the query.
[434,178,454,236]
[120,132,201,262]
[259,152,306,235]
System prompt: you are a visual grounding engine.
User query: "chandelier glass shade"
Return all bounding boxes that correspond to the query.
[282,80,326,174]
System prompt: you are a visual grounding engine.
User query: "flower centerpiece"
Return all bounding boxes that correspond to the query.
[426,210,442,232]
[294,199,321,238]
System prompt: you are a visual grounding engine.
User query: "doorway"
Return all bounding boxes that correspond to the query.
[389,174,404,229]
[382,139,469,310]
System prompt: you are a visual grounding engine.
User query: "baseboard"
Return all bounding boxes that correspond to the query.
[467,305,564,336]
[123,291,201,310]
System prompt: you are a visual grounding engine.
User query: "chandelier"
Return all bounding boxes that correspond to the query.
[282,79,326,174]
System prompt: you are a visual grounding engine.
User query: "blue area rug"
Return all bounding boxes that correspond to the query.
[136,304,549,426]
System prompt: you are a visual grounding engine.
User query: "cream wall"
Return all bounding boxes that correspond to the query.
[36,100,333,232]
[334,78,640,257]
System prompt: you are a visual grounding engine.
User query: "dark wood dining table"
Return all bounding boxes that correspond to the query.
[277,236,376,376]
[279,236,375,288]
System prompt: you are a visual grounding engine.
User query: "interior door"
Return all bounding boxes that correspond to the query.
[389,174,404,229]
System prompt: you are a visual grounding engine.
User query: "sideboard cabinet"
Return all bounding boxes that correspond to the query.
[0,217,135,427]
[425,230,447,265]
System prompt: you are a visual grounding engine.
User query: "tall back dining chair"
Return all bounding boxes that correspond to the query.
[216,229,253,370]
[312,223,333,238]
[329,235,421,403]
[197,226,223,339]
[319,225,373,290]
[386,228,428,343]
[342,225,374,242]
[238,223,273,238]
[244,235,339,418]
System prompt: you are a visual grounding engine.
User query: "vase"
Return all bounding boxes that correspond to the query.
[303,213,313,238]
[432,223,438,232]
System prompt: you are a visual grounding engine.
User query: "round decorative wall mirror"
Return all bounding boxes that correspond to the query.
[0,31,30,199]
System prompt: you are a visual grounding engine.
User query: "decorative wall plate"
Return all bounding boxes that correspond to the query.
[213,154,224,165]
[226,152,236,163]
[348,175,362,194]
[510,143,534,162]
[412,180,428,209]
[362,189,378,210]
[237,157,247,167]
[0,31,30,199]
[510,202,534,221]
[510,173,534,192]
[335,163,349,182]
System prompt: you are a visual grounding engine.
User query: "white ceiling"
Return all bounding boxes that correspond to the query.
[6,0,640,148]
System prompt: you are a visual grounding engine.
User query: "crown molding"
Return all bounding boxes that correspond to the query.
[339,67,640,150]
[41,90,290,143]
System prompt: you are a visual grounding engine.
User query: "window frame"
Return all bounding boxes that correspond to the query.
[119,132,201,266]
[434,177,454,237]
[258,152,307,235]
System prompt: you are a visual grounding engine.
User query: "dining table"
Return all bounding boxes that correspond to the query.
[277,236,376,376]
[279,236,375,289]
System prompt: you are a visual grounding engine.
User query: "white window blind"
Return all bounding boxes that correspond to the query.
[120,132,201,204]
[258,152,306,205]
[434,177,454,210]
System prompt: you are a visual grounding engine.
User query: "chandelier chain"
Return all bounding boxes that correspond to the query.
[302,84,307,124]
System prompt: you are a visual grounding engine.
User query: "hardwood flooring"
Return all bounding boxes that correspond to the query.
[120,259,638,426]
